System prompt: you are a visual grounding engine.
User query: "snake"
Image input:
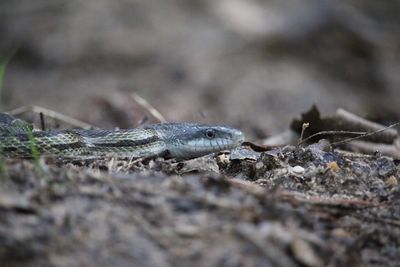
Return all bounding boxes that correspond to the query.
[0,113,244,159]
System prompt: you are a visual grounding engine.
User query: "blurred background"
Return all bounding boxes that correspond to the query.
[0,0,399,138]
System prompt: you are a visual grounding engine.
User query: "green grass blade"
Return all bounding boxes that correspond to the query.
[0,48,18,103]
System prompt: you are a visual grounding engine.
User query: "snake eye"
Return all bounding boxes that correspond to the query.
[205,129,216,139]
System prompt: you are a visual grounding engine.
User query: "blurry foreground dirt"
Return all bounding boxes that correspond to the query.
[1,133,400,267]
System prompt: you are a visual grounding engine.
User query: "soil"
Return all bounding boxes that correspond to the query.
[1,145,399,267]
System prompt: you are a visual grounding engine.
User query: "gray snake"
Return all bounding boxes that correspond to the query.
[0,113,244,159]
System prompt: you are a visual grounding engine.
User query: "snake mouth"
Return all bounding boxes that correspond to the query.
[170,131,245,159]
[231,129,245,145]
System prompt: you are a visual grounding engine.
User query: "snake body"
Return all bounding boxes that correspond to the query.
[0,113,244,159]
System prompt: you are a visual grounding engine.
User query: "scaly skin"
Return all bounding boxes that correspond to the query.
[0,113,244,159]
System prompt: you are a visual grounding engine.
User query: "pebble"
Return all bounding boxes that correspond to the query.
[328,161,339,172]
[386,176,398,187]
[293,165,305,174]
[255,162,264,169]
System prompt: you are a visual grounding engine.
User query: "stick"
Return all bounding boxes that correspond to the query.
[8,105,94,129]
[130,93,166,123]
[336,108,398,143]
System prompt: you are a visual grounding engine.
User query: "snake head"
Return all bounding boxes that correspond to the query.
[148,123,245,159]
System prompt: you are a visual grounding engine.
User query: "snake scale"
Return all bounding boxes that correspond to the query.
[0,113,244,159]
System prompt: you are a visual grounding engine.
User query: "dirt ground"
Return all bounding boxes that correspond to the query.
[1,1,400,267]
[1,145,400,267]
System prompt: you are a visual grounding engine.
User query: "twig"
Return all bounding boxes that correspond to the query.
[228,178,265,196]
[297,121,400,148]
[297,122,309,146]
[136,115,149,127]
[7,105,94,129]
[331,121,400,146]
[298,130,366,146]
[336,108,398,143]
[130,93,166,123]
[279,191,380,209]
[39,112,46,131]
[347,140,400,159]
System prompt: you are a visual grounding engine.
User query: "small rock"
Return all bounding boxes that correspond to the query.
[328,161,339,172]
[255,161,264,169]
[293,166,305,174]
[386,176,398,187]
